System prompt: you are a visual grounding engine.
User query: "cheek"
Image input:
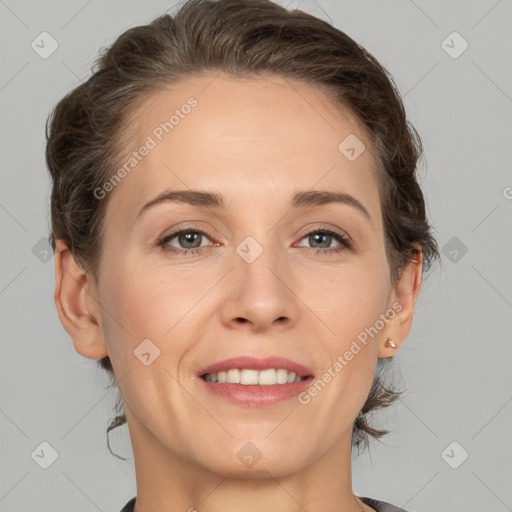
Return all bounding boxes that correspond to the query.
[97,262,171,367]
[304,261,389,401]
[301,269,387,434]
[309,262,391,340]
[97,266,196,414]
[99,258,211,362]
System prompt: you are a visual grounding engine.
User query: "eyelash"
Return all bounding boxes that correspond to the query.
[156,225,351,257]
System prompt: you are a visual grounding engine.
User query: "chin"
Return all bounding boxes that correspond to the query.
[202,454,304,480]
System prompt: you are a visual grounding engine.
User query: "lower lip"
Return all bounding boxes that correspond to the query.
[199,376,314,406]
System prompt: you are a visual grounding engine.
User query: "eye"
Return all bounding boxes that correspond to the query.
[156,226,351,257]
[157,227,214,256]
[295,228,351,255]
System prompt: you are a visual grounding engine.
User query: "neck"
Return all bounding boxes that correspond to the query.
[125,406,371,512]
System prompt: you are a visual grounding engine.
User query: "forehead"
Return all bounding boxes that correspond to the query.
[106,73,381,227]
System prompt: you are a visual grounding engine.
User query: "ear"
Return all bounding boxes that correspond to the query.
[378,242,423,358]
[53,239,108,360]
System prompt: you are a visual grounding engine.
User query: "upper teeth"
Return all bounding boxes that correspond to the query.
[203,368,303,385]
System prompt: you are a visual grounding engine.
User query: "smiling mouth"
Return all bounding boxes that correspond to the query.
[200,368,313,386]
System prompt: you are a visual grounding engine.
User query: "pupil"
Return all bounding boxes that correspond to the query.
[180,232,201,248]
[311,233,330,248]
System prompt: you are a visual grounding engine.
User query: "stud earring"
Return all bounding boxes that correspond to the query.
[385,338,396,348]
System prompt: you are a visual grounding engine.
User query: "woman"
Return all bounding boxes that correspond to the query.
[45,0,439,510]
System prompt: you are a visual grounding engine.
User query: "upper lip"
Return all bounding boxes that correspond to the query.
[198,356,314,378]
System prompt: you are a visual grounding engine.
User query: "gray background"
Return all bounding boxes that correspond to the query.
[1,1,511,511]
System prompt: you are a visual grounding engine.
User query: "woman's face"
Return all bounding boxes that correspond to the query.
[78,73,413,477]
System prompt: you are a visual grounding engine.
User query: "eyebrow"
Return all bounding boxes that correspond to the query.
[136,189,371,222]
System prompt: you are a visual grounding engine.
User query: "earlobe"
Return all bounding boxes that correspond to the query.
[378,243,423,358]
[53,239,108,360]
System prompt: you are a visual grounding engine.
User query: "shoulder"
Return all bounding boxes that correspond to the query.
[360,496,412,512]
[119,496,136,512]
[119,496,410,512]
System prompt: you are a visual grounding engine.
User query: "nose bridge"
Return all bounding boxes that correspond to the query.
[220,229,298,329]
[229,199,279,266]
[234,231,287,293]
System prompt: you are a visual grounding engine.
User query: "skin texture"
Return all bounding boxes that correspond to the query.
[54,73,422,512]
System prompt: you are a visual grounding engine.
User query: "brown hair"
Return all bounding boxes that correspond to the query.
[45,0,439,459]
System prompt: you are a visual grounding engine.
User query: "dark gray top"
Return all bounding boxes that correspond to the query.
[360,496,410,511]
[120,495,410,511]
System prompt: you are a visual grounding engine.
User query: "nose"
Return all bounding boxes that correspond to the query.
[219,240,300,333]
